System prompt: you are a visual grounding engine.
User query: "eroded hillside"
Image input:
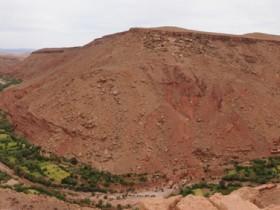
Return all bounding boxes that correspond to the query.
[1,27,280,178]
[0,188,97,210]
[0,54,26,74]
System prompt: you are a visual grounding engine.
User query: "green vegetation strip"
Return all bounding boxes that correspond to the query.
[180,182,242,197]
[0,169,66,201]
[180,157,280,197]
[0,170,12,183]
[223,158,280,184]
[0,75,21,91]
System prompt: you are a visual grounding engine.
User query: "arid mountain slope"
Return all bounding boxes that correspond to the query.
[1,27,280,177]
[0,188,97,210]
[0,54,27,73]
[0,48,80,79]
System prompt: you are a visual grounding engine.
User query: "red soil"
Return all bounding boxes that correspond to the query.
[1,27,280,179]
[0,54,27,74]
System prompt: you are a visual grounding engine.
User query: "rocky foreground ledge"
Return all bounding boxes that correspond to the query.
[138,184,280,210]
[0,183,280,209]
[0,188,97,210]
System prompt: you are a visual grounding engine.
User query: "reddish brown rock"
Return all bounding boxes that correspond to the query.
[138,185,280,210]
[231,187,260,204]
[175,195,217,210]
[1,27,280,176]
[0,188,98,210]
[139,195,182,210]
[210,193,260,210]
[0,54,26,74]
[265,206,280,210]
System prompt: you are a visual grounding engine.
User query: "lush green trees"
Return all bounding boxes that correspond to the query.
[61,177,77,186]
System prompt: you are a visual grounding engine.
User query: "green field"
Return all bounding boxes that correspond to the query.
[0,138,70,183]
[0,134,9,139]
[39,162,70,182]
[227,169,237,175]
[25,189,40,195]
[21,166,43,178]
[192,189,204,196]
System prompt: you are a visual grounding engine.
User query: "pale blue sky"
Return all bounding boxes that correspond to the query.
[0,0,279,48]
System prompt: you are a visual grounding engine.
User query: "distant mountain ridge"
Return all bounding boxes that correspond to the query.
[0,48,35,55]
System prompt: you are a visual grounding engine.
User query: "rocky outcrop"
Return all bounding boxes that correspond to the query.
[210,193,260,210]
[138,185,280,210]
[175,195,217,210]
[139,195,182,210]
[0,188,98,210]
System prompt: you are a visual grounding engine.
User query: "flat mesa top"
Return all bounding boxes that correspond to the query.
[131,26,280,41]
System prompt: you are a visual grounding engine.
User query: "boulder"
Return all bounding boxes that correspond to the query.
[210,193,260,210]
[231,187,260,204]
[139,195,182,210]
[175,195,217,210]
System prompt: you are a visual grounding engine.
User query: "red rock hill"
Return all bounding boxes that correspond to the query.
[1,27,280,177]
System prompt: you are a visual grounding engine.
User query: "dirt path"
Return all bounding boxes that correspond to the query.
[0,161,14,174]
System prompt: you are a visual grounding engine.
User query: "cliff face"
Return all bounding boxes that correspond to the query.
[1,27,280,176]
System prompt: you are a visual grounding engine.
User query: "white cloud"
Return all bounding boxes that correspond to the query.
[0,0,279,48]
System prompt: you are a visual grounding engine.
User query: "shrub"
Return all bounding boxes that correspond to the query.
[61,177,77,186]
[70,157,78,165]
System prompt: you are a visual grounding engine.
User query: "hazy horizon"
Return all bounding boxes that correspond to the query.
[0,0,279,49]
